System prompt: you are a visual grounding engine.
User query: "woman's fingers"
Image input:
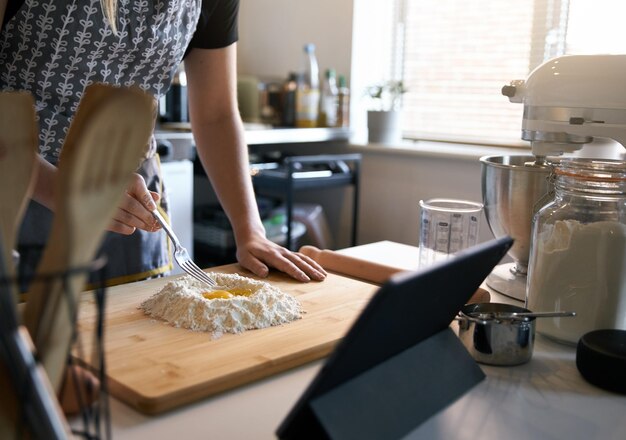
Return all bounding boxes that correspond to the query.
[293,251,327,275]
[236,236,327,282]
[268,249,327,281]
[108,217,136,235]
[107,173,161,234]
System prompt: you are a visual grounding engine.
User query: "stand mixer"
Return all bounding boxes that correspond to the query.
[481,54,626,301]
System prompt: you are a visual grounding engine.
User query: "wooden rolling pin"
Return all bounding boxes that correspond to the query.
[299,245,490,304]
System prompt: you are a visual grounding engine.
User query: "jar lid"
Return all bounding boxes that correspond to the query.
[576,329,626,394]
[554,158,626,195]
[555,158,626,182]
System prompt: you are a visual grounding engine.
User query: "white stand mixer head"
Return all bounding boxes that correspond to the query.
[502,54,626,157]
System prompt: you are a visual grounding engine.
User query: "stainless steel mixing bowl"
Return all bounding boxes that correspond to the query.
[480,155,553,275]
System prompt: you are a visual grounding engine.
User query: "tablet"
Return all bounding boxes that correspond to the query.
[277,236,513,439]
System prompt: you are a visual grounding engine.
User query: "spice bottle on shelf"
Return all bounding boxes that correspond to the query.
[318,68,338,127]
[281,72,299,127]
[295,43,320,128]
[526,158,626,346]
[336,74,350,128]
[159,63,188,123]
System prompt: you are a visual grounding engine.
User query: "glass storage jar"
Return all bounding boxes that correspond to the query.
[526,158,626,345]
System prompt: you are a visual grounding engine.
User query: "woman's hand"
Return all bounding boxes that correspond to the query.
[108,173,161,234]
[235,232,327,282]
[32,158,159,234]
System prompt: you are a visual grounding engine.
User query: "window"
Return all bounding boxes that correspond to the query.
[353,0,626,147]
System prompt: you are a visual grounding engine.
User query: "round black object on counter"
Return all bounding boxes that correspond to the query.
[576,329,626,394]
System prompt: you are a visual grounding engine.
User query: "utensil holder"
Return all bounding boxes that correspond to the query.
[0,254,110,440]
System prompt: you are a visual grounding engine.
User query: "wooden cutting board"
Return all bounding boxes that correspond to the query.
[75,264,379,414]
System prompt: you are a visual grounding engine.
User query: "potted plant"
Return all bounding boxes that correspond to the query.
[365,80,407,144]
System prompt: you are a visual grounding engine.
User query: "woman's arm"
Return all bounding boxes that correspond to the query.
[184,44,326,282]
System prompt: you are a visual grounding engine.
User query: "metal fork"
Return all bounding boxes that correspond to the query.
[152,209,218,289]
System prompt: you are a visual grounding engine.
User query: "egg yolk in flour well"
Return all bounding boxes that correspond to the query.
[202,288,254,300]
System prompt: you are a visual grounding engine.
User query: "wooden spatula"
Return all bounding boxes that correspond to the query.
[23,83,155,390]
[0,91,38,305]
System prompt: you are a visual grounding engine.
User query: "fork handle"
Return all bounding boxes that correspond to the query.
[152,209,180,248]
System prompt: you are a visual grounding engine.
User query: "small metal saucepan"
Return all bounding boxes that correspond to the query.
[457,303,537,366]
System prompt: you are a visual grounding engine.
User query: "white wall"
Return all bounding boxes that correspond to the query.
[237,0,354,82]
[353,147,490,246]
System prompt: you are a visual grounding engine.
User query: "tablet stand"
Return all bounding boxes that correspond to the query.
[280,328,481,440]
[309,328,483,439]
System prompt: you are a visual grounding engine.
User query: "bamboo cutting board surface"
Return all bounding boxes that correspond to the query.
[75,264,379,414]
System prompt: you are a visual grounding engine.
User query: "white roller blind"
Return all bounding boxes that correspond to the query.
[395,0,626,147]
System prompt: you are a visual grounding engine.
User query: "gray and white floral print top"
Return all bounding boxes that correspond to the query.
[0,0,201,164]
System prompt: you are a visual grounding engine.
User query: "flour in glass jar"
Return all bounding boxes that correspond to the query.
[527,219,626,344]
[140,273,302,339]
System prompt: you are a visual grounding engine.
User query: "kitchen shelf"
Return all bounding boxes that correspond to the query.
[244,127,352,145]
[155,126,352,146]
[251,171,355,190]
[252,153,362,250]
[157,126,356,260]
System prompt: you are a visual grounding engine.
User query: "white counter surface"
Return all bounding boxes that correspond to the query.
[85,241,626,439]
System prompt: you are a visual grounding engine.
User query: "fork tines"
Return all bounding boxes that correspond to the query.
[181,260,216,287]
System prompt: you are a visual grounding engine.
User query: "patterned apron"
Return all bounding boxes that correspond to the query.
[0,0,201,287]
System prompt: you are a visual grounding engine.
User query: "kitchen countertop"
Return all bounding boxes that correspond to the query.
[78,241,626,440]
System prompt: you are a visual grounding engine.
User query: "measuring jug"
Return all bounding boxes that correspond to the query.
[418,198,483,267]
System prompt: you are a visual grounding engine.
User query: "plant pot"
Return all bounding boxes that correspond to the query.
[367,110,402,144]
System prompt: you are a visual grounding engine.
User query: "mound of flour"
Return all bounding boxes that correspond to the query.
[140,272,302,338]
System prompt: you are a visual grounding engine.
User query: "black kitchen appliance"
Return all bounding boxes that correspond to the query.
[159,65,188,123]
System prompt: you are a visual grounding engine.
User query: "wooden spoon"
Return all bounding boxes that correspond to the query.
[0,91,47,440]
[23,83,155,390]
[0,91,38,305]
